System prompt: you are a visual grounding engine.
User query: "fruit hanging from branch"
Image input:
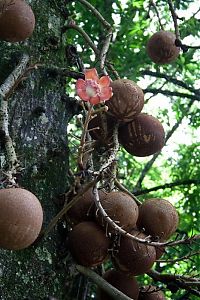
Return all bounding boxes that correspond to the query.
[68,221,111,267]
[107,79,144,123]
[146,31,180,64]
[119,113,165,157]
[137,198,179,240]
[0,188,43,250]
[0,0,35,42]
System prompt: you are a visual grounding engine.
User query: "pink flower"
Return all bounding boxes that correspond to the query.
[76,68,113,105]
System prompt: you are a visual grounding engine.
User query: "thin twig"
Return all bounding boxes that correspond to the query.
[76,0,112,30]
[150,0,164,30]
[76,265,132,300]
[114,178,141,205]
[0,53,29,100]
[167,0,180,39]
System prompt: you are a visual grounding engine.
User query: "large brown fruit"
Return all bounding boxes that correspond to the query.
[0,0,35,42]
[69,221,110,267]
[88,113,115,144]
[113,230,156,276]
[67,188,107,225]
[0,188,43,250]
[119,113,165,157]
[96,191,139,234]
[137,198,179,240]
[98,269,139,300]
[139,286,166,299]
[107,79,144,123]
[146,31,180,64]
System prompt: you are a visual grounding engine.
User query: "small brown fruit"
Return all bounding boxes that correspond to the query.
[146,31,180,64]
[0,0,35,42]
[113,230,156,275]
[96,191,139,234]
[69,221,110,267]
[119,113,165,157]
[137,198,179,240]
[0,188,43,250]
[107,79,144,123]
[139,286,166,299]
[88,113,115,144]
[98,269,139,300]
[67,188,107,225]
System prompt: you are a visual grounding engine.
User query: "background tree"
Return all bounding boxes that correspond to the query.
[0,0,199,299]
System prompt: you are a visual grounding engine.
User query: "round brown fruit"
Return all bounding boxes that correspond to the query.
[146,31,180,64]
[113,230,156,276]
[98,269,139,300]
[0,188,43,250]
[67,188,107,225]
[88,113,115,144]
[96,191,139,234]
[107,79,144,123]
[139,286,166,299]
[119,113,165,157]
[0,0,35,42]
[69,221,110,267]
[137,198,179,240]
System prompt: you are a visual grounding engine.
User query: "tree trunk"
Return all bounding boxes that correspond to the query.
[0,1,78,299]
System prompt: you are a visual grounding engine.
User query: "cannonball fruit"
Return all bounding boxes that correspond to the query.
[0,0,35,42]
[88,113,115,144]
[98,269,139,300]
[67,188,107,225]
[69,221,110,267]
[96,191,139,234]
[0,188,43,250]
[113,230,157,276]
[137,198,179,240]
[119,113,165,157]
[147,31,180,64]
[107,79,144,123]
[139,286,166,299]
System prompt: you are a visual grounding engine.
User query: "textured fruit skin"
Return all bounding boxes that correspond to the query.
[0,188,43,250]
[88,113,115,144]
[113,230,156,276]
[98,269,139,300]
[139,286,166,299]
[107,79,144,123]
[119,113,165,157]
[69,221,110,267]
[67,188,107,225]
[0,0,35,42]
[137,198,179,240]
[146,31,180,64]
[96,191,139,234]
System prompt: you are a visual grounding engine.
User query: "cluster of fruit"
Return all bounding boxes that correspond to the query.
[67,188,179,299]
[68,30,180,299]
[0,0,35,42]
[89,78,165,157]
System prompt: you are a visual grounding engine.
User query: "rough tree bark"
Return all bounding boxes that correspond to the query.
[0,1,79,299]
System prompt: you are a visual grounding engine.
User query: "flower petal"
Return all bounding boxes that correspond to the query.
[77,89,91,101]
[99,75,111,87]
[85,68,99,82]
[76,78,86,90]
[90,96,101,105]
[100,87,113,101]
